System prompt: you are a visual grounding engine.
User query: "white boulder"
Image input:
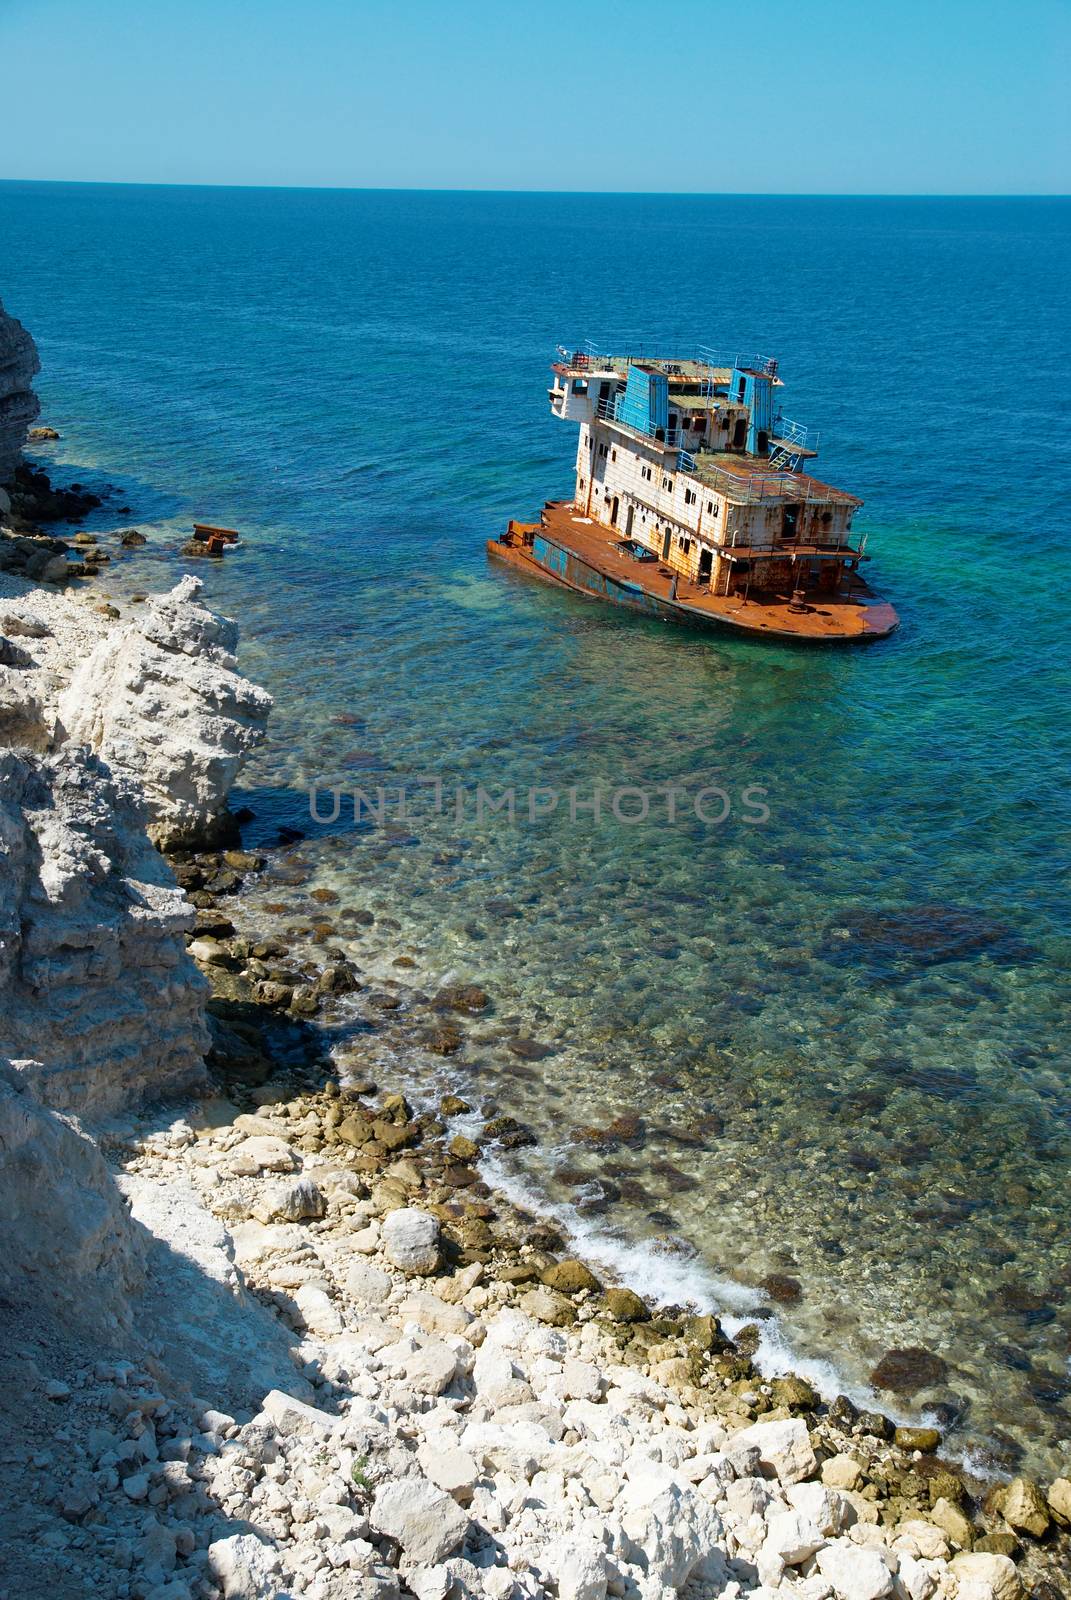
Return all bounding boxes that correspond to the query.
[620,1472,727,1591]
[258,1389,337,1439]
[417,1442,480,1504]
[207,1533,282,1598]
[370,1478,469,1565]
[763,1507,826,1565]
[816,1540,894,1600]
[949,1552,1022,1600]
[731,1417,817,1485]
[787,1480,854,1535]
[382,1207,441,1275]
[543,1536,608,1600]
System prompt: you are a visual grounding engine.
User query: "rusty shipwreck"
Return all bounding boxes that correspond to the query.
[489,347,898,643]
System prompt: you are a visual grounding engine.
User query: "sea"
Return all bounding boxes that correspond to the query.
[2,182,1069,1476]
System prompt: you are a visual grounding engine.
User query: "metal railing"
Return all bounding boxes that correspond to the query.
[595,393,688,449]
[696,460,854,506]
[562,340,776,382]
[770,414,819,453]
[592,396,853,503]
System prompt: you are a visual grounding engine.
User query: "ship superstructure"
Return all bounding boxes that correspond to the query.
[489,345,898,643]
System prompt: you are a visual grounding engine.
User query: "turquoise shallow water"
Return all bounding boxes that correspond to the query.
[3,184,1071,1473]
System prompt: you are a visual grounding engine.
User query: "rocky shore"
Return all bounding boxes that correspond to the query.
[1,302,1069,1600]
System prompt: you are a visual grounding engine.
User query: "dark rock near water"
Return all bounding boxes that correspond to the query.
[770,1376,817,1410]
[870,1346,949,1394]
[856,1409,894,1439]
[425,1023,464,1055]
[827,1394,858,1427]
[894,1425,942,1452]
[8,462,103,525]
[541,1259,601,1295]
[604,1287,649,1323]
[433,984,490,1015]
[832,902,1034,969]
[507,1037,554,1061]
[763,1272,803,1305]
[974,1532,1020,1558]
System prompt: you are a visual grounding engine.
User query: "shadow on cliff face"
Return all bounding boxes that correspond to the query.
[0,1065,332,1599]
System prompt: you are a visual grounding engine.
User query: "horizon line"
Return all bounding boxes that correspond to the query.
[0,177,1068,200]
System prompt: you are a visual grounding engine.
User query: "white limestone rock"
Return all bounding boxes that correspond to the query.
[732,1416,818,1486]
[417,1442,480,1504]
[949,1551,1022,1600]
[0,295,40,483]
[402,1339,459,1396]
[543,1536,608,1600]
[258,1389,338,1439]
[0,1057,145,1332]
[0,747,208,1114]
[396,1288,474,1337]
[897,1552,939,1600]
[232,1134,299,1172]
[787,1480,854,1535]
[207,1532,283,1598]
[816,1540,894,1600]
[763,1507,826,1565]
[58,575,272,849]
[346,1259,393,1304]
[821,1453,865,1491]
[619,1470,728,1591]
[293,1282,344,1337]
[472,1342,535,1408]
[370,1478,469,1565]
[381,1207,441,1275]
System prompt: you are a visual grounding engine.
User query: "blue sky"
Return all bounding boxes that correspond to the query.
[2,0,1068,193]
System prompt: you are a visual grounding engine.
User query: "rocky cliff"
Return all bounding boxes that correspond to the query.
[0,563,283,1471]
[59,575,273,850]
[0,745,209,1114]
[0,1059,146,1335]
[0,575,271,1113]
[0,295,40,486]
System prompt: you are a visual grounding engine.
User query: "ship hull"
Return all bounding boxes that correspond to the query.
[489,505,899,645]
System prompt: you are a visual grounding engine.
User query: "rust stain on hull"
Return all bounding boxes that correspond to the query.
[488,503,899,644]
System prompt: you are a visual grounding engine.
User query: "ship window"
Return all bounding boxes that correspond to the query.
[572,378,588,393]
[611,449,617,462]
[821,510,833,525]
[707,501,716,515]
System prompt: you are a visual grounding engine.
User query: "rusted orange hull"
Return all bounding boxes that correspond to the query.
[488,504,899,644]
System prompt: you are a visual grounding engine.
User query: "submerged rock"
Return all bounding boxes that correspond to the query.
[870,1345,949,1395]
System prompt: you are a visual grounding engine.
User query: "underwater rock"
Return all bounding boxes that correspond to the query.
[870,1346,949,1395]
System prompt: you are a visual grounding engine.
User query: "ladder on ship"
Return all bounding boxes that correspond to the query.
[768,416,810,472]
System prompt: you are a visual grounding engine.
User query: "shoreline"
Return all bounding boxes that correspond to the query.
[3,455,1070,1598]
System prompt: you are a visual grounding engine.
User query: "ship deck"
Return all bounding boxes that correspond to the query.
[491,503,899,643]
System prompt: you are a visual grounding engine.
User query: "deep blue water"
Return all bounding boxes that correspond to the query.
[3,183,1070,1472]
